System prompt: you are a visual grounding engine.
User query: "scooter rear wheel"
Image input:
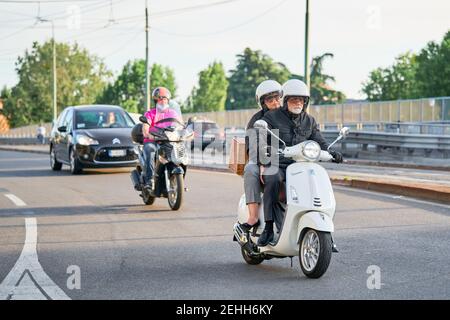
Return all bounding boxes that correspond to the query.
[142,188,155,205]
[241,246,264,265]
[299,229,332,278]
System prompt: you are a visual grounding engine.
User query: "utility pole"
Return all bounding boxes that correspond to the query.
[304,0,310,89]
[52,21,57,122]
[39,18,57,122]
[145,0,150,111]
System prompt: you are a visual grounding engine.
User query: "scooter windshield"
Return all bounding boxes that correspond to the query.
[151,101,184,132]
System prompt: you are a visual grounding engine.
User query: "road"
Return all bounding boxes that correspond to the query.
[0,150,449,299]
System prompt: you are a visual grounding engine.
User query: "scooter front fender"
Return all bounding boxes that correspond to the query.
[297,211,334,242]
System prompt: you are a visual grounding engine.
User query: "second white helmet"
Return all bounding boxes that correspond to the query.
[282,79,310,108]
[255,80,282,108]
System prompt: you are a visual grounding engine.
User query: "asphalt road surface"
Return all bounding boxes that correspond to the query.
[0,150,449,299]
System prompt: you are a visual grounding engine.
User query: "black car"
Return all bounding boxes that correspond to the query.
[49,105,139,174]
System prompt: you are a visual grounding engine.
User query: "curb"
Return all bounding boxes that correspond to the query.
[0,146,48,155]
[332,177,450,205]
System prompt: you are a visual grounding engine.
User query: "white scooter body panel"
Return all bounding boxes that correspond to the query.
[237,162,336,257]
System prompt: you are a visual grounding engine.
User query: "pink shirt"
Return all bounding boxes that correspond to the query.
[143,108,181,143]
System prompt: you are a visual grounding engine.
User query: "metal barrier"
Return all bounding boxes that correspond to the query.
[184,96,450,128]
[321,131,450,158]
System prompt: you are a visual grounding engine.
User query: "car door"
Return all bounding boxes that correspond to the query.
[53,109,67,161]
[59,109,73,163]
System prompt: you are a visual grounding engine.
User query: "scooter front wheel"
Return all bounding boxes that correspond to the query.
[168,174,183,210]
[299,229,332,278]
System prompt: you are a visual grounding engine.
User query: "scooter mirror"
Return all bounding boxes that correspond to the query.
[253,120,268,129]
[139,116,149,124]
[339,127,350,139]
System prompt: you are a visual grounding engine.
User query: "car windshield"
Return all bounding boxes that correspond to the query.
[75,109,134,129]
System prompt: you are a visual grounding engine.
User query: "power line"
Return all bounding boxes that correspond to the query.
[152,0,289,38]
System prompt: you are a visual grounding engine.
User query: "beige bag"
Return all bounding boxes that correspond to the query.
[228,137,248,176]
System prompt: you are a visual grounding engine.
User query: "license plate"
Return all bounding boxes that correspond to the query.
[108,149,126,157]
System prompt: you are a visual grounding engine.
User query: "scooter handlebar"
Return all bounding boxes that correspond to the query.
[319,150,333,162]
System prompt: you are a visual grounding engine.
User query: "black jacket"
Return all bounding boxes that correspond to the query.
[259,106,329,168]
[245,107,269,157]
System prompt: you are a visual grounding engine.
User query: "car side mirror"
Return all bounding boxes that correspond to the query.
[139,116,149,124]
[339,127,349,139]
[58,126,67,133]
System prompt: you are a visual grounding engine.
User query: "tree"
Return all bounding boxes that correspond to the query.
[415,31,450,97]
[186,61,228,112]
[361,52,419,101]
[361,30,450,101]
[96,60,177,114]
[308,53,346,105]
[2,41,110,127]
[225,48,291,110]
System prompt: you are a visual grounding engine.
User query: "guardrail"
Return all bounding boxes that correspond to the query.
[321,131,450,158]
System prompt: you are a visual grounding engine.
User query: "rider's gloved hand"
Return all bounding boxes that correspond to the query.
[329,150,343,163]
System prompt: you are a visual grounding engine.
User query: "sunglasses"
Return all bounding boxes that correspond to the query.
[157,96,169,101]
[264,95,280,103]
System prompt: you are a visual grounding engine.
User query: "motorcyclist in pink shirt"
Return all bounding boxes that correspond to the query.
[141,87,180,190]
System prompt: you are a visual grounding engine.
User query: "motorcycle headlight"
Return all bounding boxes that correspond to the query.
[302,141,321,161]
[76,134,99,146]
[166,131,180,141]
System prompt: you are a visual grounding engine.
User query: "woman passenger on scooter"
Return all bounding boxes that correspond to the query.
[240,80,282,233]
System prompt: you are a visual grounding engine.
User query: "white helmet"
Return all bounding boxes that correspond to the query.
[282,79,310,109]
[255,80,282,108]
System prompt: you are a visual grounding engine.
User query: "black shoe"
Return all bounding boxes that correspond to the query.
[240,220,260,233]
[257,229,274,247]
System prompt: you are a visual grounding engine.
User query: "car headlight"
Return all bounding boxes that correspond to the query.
[302,141,321,161]
[76,134,99,146]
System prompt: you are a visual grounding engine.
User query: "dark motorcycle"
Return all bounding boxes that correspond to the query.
[130,115,193,210]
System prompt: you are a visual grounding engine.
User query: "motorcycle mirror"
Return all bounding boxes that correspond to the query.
[339,127,350,139]
[253,120,268,129]
[139,116,149,124]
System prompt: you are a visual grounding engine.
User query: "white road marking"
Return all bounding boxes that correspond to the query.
[4,194,27,207]
[0,218,71,300]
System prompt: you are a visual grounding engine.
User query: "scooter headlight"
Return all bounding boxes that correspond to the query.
[302,141,321,161]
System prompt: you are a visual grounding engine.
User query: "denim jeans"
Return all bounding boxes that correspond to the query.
[143,142,158,184]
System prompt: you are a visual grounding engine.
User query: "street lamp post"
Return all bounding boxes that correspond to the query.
[304,0,310,89]
[39,18,57,122]
[145,0,150,111]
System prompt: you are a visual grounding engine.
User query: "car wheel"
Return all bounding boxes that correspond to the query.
[50,146,62,171]
[69,148,83,175]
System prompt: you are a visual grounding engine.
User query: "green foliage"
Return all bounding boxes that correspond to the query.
[309,53,346,105]
[362,53,419,101]
[2,41,110,127]
[362,30,450,101]
[185,61,228,112]
[415,31,450,97]
[96,60,177,114]
[225,48,291,110]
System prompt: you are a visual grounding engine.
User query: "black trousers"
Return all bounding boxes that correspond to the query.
[262,167,286,232]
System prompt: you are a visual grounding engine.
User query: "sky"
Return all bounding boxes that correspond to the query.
[0,0,449,103]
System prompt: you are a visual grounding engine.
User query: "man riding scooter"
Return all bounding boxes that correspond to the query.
[256,79,343,246]
[240,80,282,233]
[142,87,181,192]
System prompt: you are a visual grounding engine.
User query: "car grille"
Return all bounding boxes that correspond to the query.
[95,146,137,162]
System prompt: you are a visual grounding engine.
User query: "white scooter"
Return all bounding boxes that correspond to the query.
[233,121,349,278]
